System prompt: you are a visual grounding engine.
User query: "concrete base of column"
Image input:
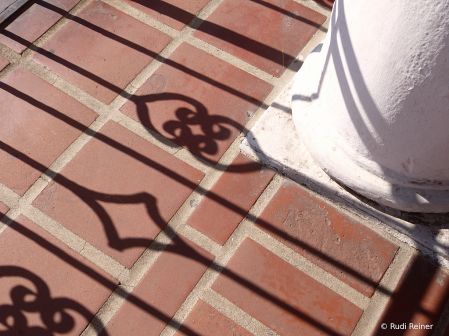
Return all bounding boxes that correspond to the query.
[291,36,449,213]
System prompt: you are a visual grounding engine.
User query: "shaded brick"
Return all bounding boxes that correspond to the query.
[0,0,79,53]
[212,238,363,336]
[0,215,118,336]
[373,254,449,336]
[121,0,210,30]
[255,181,398,297]
[32,1,172,104]
[194,0,326,77]
[101,235,214,336]
[33,121,204,268]
[175,300,254,336]
[121,43,273,164]
[187,153,274,244]
[0,67,97,195]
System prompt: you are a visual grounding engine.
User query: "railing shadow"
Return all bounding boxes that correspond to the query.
[0,0,432,335]
[294,0,449,332]
[0,265,110,336]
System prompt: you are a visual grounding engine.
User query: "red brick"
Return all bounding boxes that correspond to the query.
[33,121,204,268]
[373,255,449,336]
[0,201,8,217]
[193,0,326,77]
[121,0,210,30]
[175,300,254,336]
[187,153,274,244]
[255,181,398,297]
[314,0,335,8]
[32,1,172,104]
[0,0,79,53]
[101,235,214,336]
[121,43,273,164]
[212,238,363,336]
[0,67,97,195]
[0,55,9,71]
[0,215,118,336]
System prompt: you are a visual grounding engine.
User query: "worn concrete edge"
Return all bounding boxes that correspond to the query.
[240,78,449,271]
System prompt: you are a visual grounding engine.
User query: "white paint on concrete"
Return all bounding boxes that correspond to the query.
[240,76,449,268]
[291,0,449,212]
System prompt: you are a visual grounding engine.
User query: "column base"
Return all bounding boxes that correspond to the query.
[291,43,449,213]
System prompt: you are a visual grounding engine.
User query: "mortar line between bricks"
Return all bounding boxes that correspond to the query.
[79,188,236,335]
[293,0,333,17]
[0,0,324,171]
[80,284,133,336]
[100,0,331,115]
[239,173,417,305]
[177,224,222,256]
[351,246,415,336]
[245,223,370,310]
[270,170,411,249]
[20,0,95,60]
[201,288,281,336]
[154,175,285,336]
[0,1,328,336]
[0,43,21,64]
[100,0,181,38]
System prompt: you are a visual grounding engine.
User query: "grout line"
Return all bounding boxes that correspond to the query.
[0,43,21,64]
[157,174,285,335]
[17,115,110,207]
[0,1,337,335]
[293,0,333,17]
[80,242,127,279]
[246,224,370,310]
[0,209,19,235]
[21,0,94,60]
[109,111,183,155]
[100,0,180,38]
[177,224,222,256]
[80,284,133,336]
[0,182,21,209]
[22,205,87,252]
[351,246,415,336]
[201,289,281,336]
[185,36,277,85]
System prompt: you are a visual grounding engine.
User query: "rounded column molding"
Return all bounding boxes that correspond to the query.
[292,0,449,212]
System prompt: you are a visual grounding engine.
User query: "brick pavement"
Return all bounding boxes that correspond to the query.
[0,0,448,335]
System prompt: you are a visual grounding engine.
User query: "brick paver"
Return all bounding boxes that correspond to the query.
[373,254,449,335]
[32,1,172,104]
[121,0,210,31]
[121,42,273,164]
[175,300,254,336]
[256,181,399,297]
[33,121,204,268]
[188,153,275,244]
[100,235,214,336]
[193,0,326,77]
[0,67,97,195]
[1,1,448,336]
[212,238,363,336]
[0,215,118,336]
[0,0,79,53]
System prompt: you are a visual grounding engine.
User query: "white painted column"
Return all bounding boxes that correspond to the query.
[292,0,449,212]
